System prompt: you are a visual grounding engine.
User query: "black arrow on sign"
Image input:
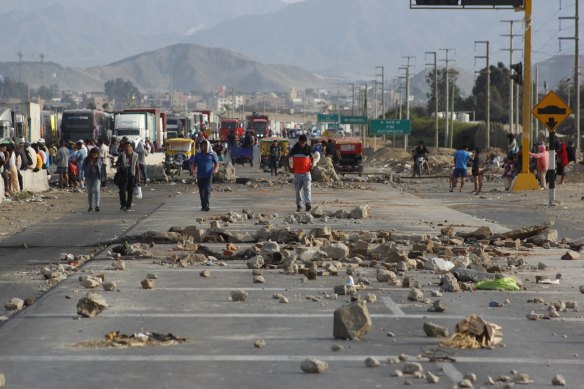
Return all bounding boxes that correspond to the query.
[546,117,559,130]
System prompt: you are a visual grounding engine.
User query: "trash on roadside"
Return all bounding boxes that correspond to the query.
[431,257,455,272]
[441,314,502,349]
[451,268,497,283]
[73,331,188,348]
[475,277,521,291]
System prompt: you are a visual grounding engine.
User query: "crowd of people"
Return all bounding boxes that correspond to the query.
[0,138,53,197]
[448,133,578,193]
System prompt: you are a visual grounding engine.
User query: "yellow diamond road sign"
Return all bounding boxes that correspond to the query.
[532,90,572,132]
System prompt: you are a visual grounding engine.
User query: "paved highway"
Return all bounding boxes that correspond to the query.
[0,158,582,388]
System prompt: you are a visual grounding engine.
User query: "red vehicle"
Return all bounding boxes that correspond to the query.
[246,114,270,139]
[333,137,364,175]
[219,118,244,142]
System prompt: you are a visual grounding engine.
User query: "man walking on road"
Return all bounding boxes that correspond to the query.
[115,142,139,211]
[450,145,472,192]
[289,134,314,212]
[190,140,219,212]
[55,140,70,189]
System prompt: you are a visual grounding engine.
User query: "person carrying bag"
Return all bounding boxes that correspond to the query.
[115,142,140,211]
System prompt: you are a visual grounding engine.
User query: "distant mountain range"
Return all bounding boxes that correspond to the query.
[0,0,566,76]
[0,44,331,93]
[0,0,576,96]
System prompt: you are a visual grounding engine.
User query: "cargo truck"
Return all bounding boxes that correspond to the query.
[61,109,112,142]
[0,107,13,140]
[246,114,270,139]
[219,118,244,141]
[123,108,165,144]
[113,111,155,145]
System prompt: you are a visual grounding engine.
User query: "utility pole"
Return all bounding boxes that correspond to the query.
[426,51,439,149]
[450,79,456,148]
[348,83,355,115]
[559,0,580,154]
[512,0,540,191]
[376,66,384,118]
[18,50,24,101]
[501,19,522,136]
[439,49,455,148]
[401,56,415,150]
[534,66,539,142]
[475,40,491,148]
[373,80,378,119]
[39,53,45,88]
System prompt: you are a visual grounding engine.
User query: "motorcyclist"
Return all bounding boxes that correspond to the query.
[412,141,430,175]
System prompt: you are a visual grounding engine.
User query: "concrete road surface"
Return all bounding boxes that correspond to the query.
[0,160,583,388]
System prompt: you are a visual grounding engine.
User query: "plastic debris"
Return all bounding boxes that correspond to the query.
[475,277,520,291]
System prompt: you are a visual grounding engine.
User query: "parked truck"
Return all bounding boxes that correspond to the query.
[114,111,155,145]
[165,116,184,141]
[0,107,13,140]
[61,109,112,142]
[123,108,165,145]
[219,118,244,142]
[246,113,270,139]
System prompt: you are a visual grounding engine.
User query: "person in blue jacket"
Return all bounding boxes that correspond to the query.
[190,140,219,211]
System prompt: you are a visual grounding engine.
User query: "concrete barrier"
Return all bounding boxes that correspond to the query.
[22,170,50,192]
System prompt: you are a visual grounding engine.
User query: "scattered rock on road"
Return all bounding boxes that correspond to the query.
[561,250,580,261]
[552,374,566,386]
[102,281,117,291]
[76,293,108,318]
[231,290,248,302]
[364,356,381,367]
[423,322,449,338]
[300,358,329,373]
[253,339,266,348]
[4,298,24,311]
[141,279,156,289]
[333,301,372,340]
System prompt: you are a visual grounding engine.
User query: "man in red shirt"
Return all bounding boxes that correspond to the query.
[288,135,314,212]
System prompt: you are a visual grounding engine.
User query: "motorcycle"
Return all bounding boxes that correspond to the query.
[412,152,426,177]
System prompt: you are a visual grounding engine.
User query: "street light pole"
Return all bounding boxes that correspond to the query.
[426,51,439,149]
[475,40,491,148]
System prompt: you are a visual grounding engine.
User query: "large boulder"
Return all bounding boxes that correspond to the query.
[333,302,372,340]
[76,293,108,318]
[311,156,339,183]
[214,162,236,183]
[323,243,350,260]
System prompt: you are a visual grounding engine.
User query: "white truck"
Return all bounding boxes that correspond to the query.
[114,112,155,145]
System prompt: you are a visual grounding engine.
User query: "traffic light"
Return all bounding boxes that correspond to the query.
[510,62,522,85]
[416,0,459,5]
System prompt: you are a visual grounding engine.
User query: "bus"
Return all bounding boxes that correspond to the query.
[60,109,113,142]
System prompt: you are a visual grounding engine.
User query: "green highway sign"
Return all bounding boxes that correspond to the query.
[370,119,411,135]
[317,113,339,122]
[340,115,368,125]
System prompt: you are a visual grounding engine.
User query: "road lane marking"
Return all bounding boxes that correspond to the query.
[439,362,464,383]
[0,355,583,366]
[22,312,513,320]
[382,297,405,315]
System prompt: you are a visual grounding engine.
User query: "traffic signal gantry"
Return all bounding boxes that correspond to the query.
[410,0,540,191]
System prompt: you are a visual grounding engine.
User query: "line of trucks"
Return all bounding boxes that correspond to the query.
[0,103,283,148]
[218,114,271,142]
